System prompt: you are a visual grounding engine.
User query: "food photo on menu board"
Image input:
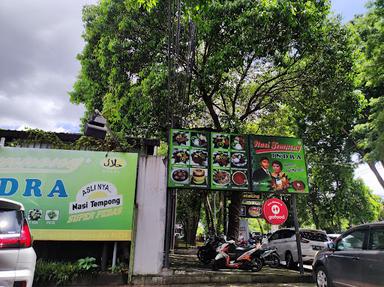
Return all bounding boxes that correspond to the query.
[240,205,263,218]
[250,135,309,194]
[169,129,209,188]
[240,199,263,218]
[210,133,249,190]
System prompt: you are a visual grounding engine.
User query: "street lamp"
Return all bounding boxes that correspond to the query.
[84,110,108,139]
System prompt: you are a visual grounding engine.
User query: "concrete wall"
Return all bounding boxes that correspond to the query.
[133,156,167,275]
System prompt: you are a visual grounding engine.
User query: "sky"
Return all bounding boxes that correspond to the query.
[0,0,382,196]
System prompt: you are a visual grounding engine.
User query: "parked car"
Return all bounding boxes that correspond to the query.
[263,228,329,268]
[327,233,341,242]
[0,198,36,287]
[313,221,384,287]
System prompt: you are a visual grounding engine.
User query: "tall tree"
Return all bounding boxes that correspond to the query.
[350,0,384,187]
[71,0,361,239]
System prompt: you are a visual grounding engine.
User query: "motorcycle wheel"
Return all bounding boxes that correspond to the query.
[251,257,263,272]
[212,260,219,271]
[197,248,212,265]
[268,254,280,268]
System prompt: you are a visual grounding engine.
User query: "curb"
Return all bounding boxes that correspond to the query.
[132,270,314,285]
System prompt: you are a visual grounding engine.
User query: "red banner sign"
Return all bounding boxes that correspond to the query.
[262,198,288,225]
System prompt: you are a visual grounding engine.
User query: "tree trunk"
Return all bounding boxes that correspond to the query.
[217,192,224,233]
[227,192,242,240]
[282,196,294,228]
[257,218,264,234]
[368,161,384,189]
[310,188,320,229]
[203,192,215,234]
[185,213,200,245]
[177,190,202,246]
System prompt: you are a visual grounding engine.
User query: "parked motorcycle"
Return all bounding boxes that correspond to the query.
[212,241,280,271]
[197,235,226,265]
[258,247,280,268]
[212,240,263,272]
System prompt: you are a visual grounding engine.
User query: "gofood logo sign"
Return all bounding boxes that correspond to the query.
[262,198,288,225]
[69,181,122,214]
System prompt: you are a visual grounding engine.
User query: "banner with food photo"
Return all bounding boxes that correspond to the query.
[240,199,263,218]
[168,129,209,188]
[249,135,309,194]
[210,133,249,190]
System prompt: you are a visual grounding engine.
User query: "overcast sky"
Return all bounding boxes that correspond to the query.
[0,0,96,132]
[0,0,382,196]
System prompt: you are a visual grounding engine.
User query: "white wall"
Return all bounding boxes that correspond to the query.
[133,156,167,275]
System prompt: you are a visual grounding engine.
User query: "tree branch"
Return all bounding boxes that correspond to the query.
[232,54,255,116]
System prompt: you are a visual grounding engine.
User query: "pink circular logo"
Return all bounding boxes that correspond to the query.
[262,198,288,225]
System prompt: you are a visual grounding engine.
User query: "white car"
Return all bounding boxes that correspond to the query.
[0,198,36,287]
[263,228,329,268]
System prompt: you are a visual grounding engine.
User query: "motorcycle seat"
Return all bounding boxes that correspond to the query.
[235,246,253,252]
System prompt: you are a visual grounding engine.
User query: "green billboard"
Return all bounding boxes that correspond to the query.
[167,130,309,194]
[0,147,138,241]
[249,135,308,193]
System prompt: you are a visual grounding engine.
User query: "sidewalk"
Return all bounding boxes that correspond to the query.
[131,252,314,286]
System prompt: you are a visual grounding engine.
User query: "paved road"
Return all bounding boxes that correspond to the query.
[139,284,315,287]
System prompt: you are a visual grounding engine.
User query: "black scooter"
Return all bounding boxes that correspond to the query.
[197,235,226,265]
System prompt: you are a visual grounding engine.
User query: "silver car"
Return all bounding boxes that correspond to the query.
[0,198,36,287]
[313,221,384,287]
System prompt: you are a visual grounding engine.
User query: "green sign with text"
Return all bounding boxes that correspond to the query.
[249,135,309,193]
[0,147,138,241]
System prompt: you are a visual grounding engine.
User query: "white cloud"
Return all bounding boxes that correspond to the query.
[354,162,384,198]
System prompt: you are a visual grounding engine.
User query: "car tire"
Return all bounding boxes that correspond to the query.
[285,251,297,269]
[315,266,332,287]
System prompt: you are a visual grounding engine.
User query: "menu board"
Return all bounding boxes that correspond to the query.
[240,199,263,218]
[249,135,309,194]
[167,130,309,195]
[168,129,209,189]
[210,133,249,190]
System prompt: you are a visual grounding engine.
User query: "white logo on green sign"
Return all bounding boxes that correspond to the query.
[69,181,122,214]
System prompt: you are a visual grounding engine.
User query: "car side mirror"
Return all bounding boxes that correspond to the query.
[327,242,336,251]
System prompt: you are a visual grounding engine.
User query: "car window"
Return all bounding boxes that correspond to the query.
[301,231,328,242]
[286,230,295,238]
[0,209,22,235]
[369,228,384,251]
[337,230,366,251]
[269,231,280,241]
[278,230,288,239]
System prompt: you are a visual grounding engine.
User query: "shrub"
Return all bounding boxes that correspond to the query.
[34,257,99,286]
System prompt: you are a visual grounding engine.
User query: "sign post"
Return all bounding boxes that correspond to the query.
[292,194,304,274]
